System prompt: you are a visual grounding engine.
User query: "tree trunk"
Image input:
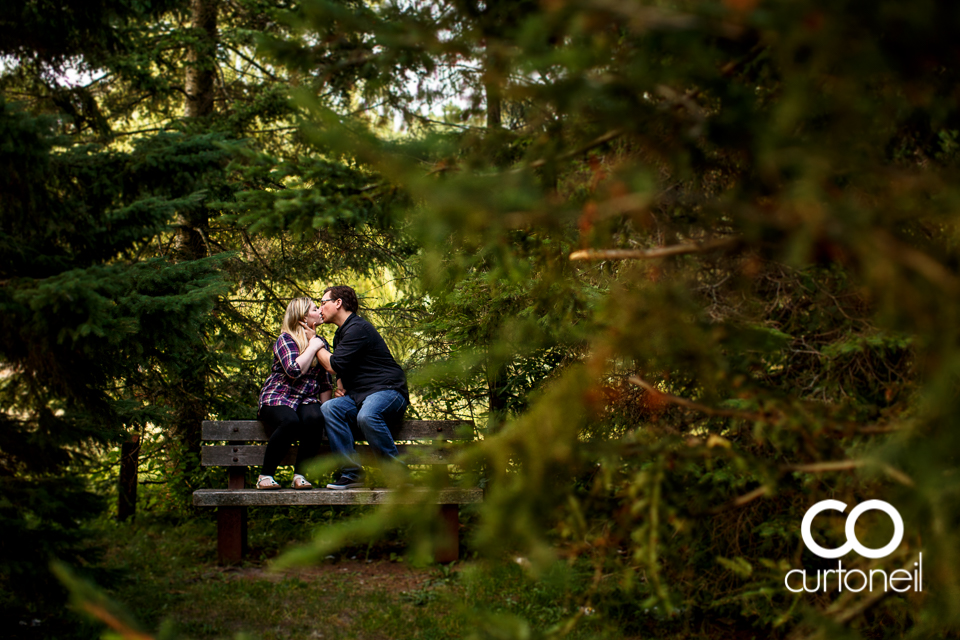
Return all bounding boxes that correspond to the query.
[174,0,220,468]
[184,0,220,120]
[485,74,502,130]
[487,362,508,434]
[117,435,141,521]
[484,50,502,130]
[175,0,218,263]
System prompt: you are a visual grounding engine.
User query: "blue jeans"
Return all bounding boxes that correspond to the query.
[320,390,408,480]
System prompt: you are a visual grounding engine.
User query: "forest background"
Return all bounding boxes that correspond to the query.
[2,0,960,638]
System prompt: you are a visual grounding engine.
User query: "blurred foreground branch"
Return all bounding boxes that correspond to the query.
[572,237,740,261]
[627,375,764,421]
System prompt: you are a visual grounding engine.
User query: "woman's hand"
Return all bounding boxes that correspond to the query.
[293,324,322,374]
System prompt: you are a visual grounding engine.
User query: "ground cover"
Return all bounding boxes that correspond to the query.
[50,510,621,640]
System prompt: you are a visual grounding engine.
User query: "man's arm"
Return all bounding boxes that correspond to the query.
[316,345,335,374]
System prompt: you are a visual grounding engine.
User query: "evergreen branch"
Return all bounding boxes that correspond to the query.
[544,46,762,169]
[718,458,913,514]
[247,126,300,134]
[80,602,154,640]
[656,84,707,122]
[783,460,914,486]
[784,460,865,473]
[572,237,740,261]
[221,43,279,81]
[240,231,312,301]
[511,128,627,175]
[593,192,655,219]
[857,425,901,434]
[875,230,960,292]
[413,114,484,131]
[730,485,769,507]
[627,375,765,421]
[709,485,770,514]
[165,84,190,99]
[108,127,166,138]
[170,221,215,256]
[158,231,177,258]
[106,90,167,125]
[347,100,388,117]
[588,0,744,38]
[79,72,112,90]
[789,552,920,640]
[669,42,767,104]
[218,299,275,341]
[828,554,920,624]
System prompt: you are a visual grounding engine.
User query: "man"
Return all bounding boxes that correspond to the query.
[314,285,409,489]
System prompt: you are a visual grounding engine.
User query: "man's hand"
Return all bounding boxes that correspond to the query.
[300,321,317,341]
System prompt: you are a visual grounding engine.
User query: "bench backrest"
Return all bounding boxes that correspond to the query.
[200,419,475,468]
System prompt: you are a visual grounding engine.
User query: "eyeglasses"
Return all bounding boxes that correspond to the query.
[319,298,335,305]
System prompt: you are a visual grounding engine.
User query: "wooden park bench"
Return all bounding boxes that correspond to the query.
[193,419,483,564]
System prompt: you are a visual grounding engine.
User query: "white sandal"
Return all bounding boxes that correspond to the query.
[256,475,281,490]
[291,474,313,490]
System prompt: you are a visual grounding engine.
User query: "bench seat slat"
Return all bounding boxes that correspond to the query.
[202,420,475,442]
[201,444,461,467]
[193,487,483,507]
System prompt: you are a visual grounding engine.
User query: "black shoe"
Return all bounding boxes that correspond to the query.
[326,476,364,490]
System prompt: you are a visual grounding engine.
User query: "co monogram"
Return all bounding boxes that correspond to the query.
[801,499,904,559]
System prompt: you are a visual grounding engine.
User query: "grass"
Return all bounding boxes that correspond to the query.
[57,508,624,640]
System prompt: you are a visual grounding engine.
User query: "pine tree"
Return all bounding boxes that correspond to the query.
[1,0,419,525]
[0,97,229,621]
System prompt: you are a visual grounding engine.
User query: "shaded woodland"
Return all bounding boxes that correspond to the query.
[3,0,960,638]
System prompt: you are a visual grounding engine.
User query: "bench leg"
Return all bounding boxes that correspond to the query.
[217,507,247,565]
[435,503,460,563]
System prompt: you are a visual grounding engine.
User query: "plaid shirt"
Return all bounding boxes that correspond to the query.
[258,333,334,410]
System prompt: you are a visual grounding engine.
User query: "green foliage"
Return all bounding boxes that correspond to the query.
[1,0,419,625]
[0,98,229,621]
[0,0,179,65]
[265,0,960,638]
[9,0,960,638]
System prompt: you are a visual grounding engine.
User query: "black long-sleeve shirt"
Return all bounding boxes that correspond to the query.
[330,314,409,407]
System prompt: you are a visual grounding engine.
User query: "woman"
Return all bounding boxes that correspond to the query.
[256,297,333,490]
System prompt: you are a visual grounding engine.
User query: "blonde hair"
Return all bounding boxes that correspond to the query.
[281,297,316,363]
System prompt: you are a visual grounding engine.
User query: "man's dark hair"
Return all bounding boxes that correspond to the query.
[323,285,359,313]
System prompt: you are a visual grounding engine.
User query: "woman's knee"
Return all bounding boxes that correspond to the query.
[299,403,325,427]
[261,406,300,432]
